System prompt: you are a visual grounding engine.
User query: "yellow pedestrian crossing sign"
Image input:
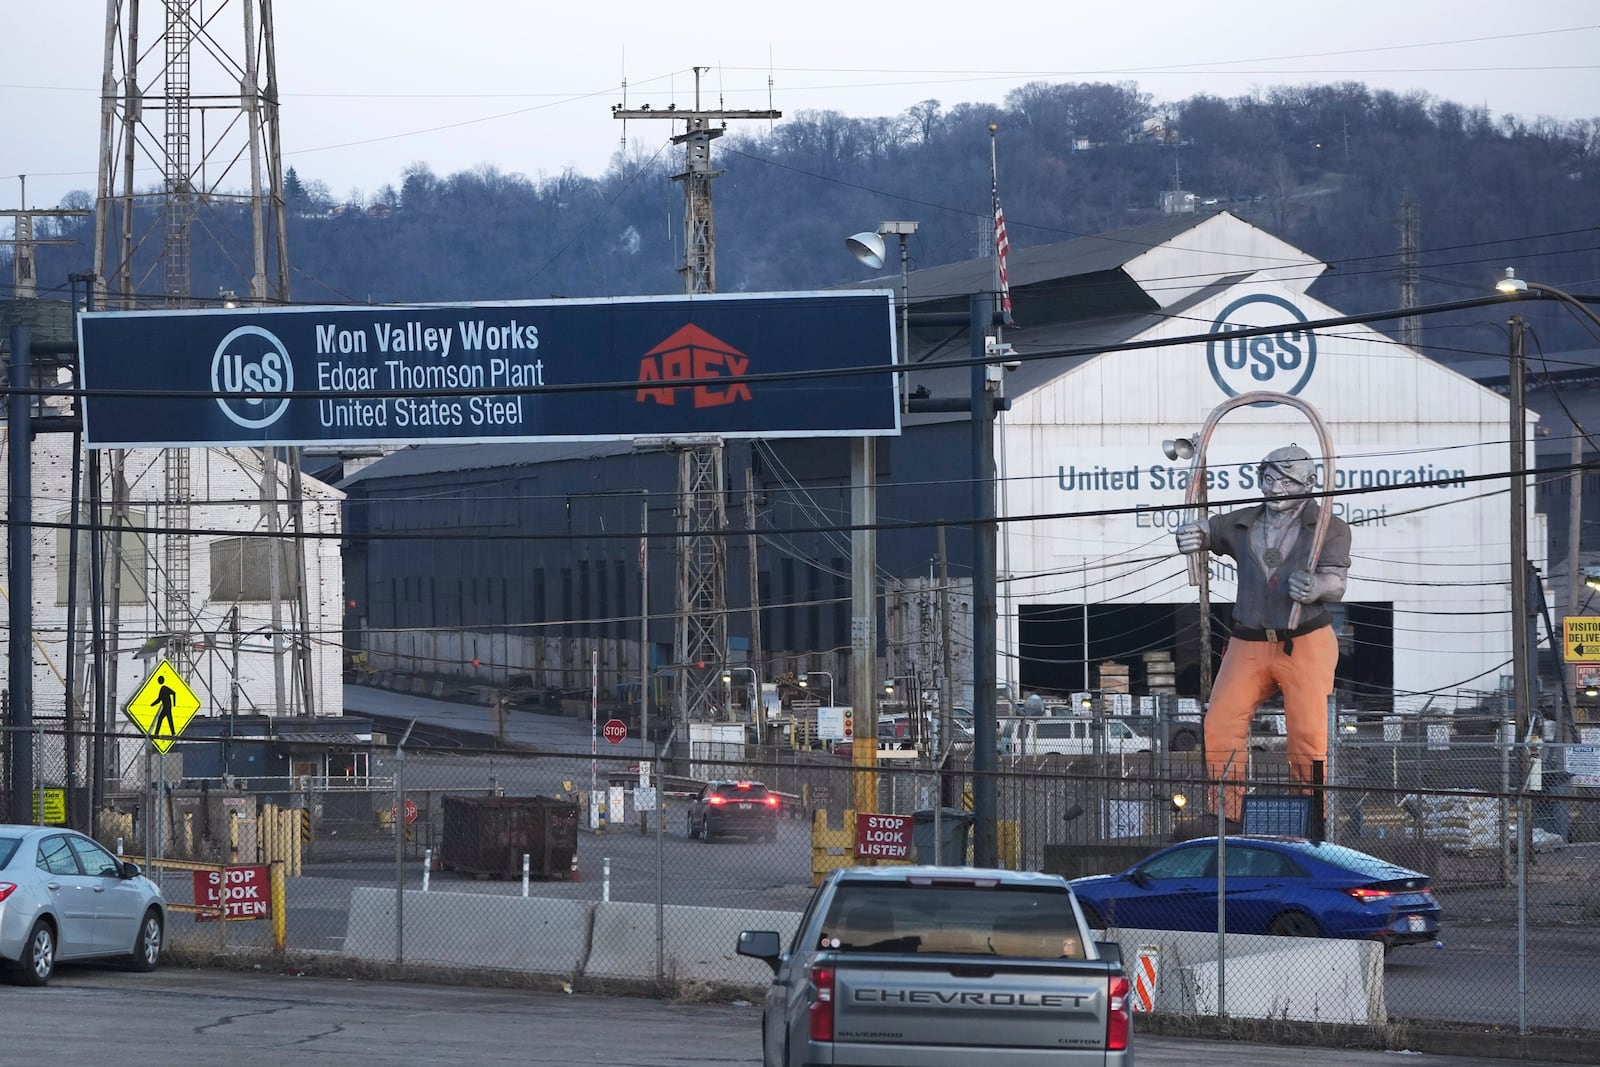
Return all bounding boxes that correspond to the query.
[124,659,202,753]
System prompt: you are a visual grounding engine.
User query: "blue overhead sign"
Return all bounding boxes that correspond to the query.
[76,291,900,449]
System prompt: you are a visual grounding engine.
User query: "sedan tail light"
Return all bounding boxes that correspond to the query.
[706,795,727,806]
[763,795,779,808]
[1344,887,1395,902]
[1106,974,1131,1051]
[809,963,836,1042]
[0,882,16,902]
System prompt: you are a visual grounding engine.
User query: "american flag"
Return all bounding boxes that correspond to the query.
[991,159,1013,319]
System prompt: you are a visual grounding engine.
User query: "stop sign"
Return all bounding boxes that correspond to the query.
[390,798,418,825]
[603,718,628,744]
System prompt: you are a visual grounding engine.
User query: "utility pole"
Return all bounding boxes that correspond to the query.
[970,293,1000,867]
[1509,315,1533,744]
[746,464,763,738]
[1569,430,1584,740]
[614,70,780,729]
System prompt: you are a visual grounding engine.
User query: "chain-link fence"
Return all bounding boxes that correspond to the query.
[6,723,1599,1038]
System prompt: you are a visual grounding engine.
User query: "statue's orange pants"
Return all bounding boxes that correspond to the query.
[1204,625,1337,822]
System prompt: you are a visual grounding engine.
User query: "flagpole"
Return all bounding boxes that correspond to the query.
[988,122,1016,712]
[990,124,1002,300]
[988,123,1012,324]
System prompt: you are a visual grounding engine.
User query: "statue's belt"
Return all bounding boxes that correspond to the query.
[1228,619,1330,643]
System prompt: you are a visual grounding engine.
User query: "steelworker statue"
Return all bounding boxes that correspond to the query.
[1175,444,1351,826]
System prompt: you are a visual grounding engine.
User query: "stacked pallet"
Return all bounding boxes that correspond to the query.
[1143,651,1177,694]
[1095,661,1130,694]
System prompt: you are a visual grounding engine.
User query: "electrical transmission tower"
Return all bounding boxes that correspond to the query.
[93,0,313,718]
[1398,196,1421,349]
[615,68,779,724]
[1,182,90,298]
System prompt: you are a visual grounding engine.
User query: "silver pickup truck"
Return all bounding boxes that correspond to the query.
[737,866,1132,1066]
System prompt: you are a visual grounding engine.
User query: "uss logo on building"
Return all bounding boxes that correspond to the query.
[1205,293,1316,399]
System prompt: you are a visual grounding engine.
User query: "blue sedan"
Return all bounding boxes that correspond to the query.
[1070,836,1441,951]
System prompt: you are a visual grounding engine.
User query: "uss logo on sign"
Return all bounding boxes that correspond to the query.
[211,324,294,430]
[1205,293,1316,399]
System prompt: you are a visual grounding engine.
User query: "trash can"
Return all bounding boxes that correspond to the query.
[912,808,974,864]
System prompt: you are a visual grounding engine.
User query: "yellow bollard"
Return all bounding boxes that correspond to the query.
[269,859,286,953]
[280,808,302,877]
[809,808,858,886]
[997,819,1021,870]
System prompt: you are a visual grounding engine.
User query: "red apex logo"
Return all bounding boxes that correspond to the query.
[635,324,753,408]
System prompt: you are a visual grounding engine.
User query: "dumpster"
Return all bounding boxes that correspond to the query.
[912,807,974,864]
[440,795,579,880]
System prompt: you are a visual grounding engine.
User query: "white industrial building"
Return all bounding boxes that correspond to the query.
[1,414,345,792]
[897,212,1539,714]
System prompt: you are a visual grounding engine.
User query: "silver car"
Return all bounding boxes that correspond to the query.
[0,825,165,985]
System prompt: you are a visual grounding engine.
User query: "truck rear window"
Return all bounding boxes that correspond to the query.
[818,884,1085,959]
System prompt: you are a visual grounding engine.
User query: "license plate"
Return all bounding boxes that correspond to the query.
[1407,915,1426,933]
[738,803,752,810]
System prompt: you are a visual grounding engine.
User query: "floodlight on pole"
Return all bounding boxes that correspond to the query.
[847,220,919,367]
[845,232,887,270]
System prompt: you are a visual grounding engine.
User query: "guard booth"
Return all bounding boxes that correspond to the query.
[173,716,376,786]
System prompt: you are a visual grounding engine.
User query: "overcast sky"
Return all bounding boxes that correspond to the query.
[3,3,1597,215]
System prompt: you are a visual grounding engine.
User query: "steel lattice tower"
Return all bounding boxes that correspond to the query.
[92,0,312,716]
[616,68,779,723]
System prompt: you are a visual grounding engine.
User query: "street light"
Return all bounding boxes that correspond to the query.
[847,220,919,367]
[1493,269,1600,745]
[799,670,834,706]
[722,666,759,719]
[1496,269,1600,326]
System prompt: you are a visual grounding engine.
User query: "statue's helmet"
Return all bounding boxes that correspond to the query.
[1258,444,1318,488]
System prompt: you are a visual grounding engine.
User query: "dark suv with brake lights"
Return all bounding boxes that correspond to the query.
[688,780,780,841]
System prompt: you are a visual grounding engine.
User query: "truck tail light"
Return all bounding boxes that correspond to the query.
[1106,974,1131,1051]
[808,963,836,1042]
[0,882,15,902]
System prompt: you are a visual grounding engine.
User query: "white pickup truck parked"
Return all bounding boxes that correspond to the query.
[738,866,1132,1066]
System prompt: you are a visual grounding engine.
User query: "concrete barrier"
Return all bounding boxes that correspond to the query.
[586,901,801,987]
[1099,927,1385,1025]
[344,888,593,975]
[340,890,1380,1018]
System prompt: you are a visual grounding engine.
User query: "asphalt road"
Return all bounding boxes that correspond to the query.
[15,969,1578,1067]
